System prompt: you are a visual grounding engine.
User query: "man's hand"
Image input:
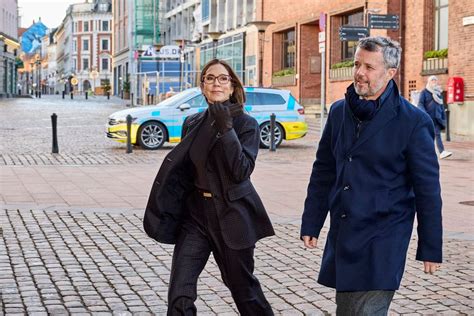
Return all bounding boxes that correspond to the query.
[302,236,318,249]
[423,261,441,274]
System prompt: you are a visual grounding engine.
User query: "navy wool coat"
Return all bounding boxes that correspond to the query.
[301,82,443,291]
[143,110,275,250]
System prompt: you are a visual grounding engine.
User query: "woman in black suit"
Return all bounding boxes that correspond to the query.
[144,59,275,315]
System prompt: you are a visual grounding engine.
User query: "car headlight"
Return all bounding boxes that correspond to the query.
[109,117,137,125]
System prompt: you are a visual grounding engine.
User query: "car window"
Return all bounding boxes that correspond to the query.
[254,92,286,105]
[245,92,255,106]
[187,95,205,108]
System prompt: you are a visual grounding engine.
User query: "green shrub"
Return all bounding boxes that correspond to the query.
[424,49,448,59]
[272,68,296,77]
[330,60,354,69]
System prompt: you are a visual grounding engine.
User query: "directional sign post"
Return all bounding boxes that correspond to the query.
[368,14,400,29]
[339,26,369,41]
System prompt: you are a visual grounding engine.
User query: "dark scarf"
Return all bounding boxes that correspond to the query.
[345,84,379,122]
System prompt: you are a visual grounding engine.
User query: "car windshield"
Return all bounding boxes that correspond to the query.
[158,89,200,107]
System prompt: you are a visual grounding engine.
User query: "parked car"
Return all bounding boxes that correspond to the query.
[106,87,307,149]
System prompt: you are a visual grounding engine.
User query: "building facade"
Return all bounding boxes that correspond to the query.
[257,0,472,137]
[0,0,20,97]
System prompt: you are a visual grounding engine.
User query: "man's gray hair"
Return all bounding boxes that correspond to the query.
[357,36,402,69]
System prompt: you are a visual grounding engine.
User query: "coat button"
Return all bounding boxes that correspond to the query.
[343,185,350,191]
[347,155,352,162]
[341,214,347,219]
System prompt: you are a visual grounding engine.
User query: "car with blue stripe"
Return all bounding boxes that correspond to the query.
[106,87,307,149]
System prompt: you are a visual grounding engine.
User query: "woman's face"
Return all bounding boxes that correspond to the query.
[201,64,234,104]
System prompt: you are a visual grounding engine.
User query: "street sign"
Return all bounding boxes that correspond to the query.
[368,14,400,29]
[319,12,326,32]
[339,26,369,41]
[319,32,325,43]
[71,77,78,85]
[319,42,325,53]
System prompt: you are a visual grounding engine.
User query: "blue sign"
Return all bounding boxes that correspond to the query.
[21,21,48,54]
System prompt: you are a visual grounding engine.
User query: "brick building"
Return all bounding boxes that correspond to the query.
[259,0,473,137]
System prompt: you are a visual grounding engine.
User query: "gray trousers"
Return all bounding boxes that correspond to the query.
[336,290,395,316]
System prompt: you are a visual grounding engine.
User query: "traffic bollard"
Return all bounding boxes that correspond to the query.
[51,113,59,154]
[131,93,134,106]
[39,91,41,98]
[62,91,65,99]
[126,114,133,154]
[107,92,110,100]
[85,91,88,100]
[270,113,276,152]
[35,91,38,98]
[70,92,73,99]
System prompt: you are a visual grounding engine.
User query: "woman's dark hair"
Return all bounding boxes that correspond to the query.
[200,59,246,105]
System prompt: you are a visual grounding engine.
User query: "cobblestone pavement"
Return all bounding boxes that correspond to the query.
[1,96,473,315]
[1,209,473,315]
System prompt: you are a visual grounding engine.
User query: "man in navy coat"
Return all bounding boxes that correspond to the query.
[300,36,442,315]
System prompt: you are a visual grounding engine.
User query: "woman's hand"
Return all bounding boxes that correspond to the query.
[210,103,233,134]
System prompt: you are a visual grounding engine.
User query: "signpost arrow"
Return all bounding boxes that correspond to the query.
[339,26,369,41]
[369,14,400,29]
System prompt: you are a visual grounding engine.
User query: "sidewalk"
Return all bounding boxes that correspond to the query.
[1,121,473,314]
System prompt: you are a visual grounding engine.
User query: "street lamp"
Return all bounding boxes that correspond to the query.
[174,39,188,92]
[246,20,274,87]
[206,31,224,59]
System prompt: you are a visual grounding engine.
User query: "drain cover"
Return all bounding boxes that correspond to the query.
[459,201,474,206]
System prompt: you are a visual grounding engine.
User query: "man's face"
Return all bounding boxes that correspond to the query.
[353,47,397,100]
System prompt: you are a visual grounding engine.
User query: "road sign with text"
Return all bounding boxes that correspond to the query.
[368,14,400,29]
[339,26,369,41]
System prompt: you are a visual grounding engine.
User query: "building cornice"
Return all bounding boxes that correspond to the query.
[0,32,20,48]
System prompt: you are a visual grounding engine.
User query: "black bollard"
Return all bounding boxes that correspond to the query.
[445,105,451,142]
[70,92,73,99]
[35,91,38,98]
[62,91,65,99]
[131,93,134,106]
[85,91,88,100]
[126,114,133,154]
[107,92,110,100]
[270,113,276,152]
[39,91,41,98]
[51,113,59,154]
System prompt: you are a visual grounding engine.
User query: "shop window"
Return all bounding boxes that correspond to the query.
[282,29,296,69]
[341,11,364,61]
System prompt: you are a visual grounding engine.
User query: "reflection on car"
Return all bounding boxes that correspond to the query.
[106,87,308,150]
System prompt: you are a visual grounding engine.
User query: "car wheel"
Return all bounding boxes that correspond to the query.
[259,121,283,149]
[137,121,168,150]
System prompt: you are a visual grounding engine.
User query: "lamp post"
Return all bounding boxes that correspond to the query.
[246,20,274,87]
[174,39,186,92]
[206,31,224,59]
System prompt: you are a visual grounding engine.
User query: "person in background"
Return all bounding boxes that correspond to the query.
[301,37,443,315]
[144,59,275,316]
[418,75,452,159]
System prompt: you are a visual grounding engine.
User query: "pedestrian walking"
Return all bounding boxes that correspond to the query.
[143,59,275,316]
[418,75,452,159]
[300,37,443,316]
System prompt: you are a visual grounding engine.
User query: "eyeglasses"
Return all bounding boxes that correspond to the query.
[202,74,232,85]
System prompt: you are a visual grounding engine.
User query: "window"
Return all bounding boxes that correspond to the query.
[73,40,77,52]
[341,11,364,61]
[101,39,109,50]
[101,58,109,71]
[282,29,296,69]
[83,21,89,32]
[83,39,89,51]
[434,0,448,50]
[187,95,205,108]
[255,93,286,105]
[73,59,77,71]
[83,58,89,71]
[74,22,78,32]
[246,92,286,106]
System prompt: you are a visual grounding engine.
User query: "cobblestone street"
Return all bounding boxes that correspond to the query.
[1,96,473,315]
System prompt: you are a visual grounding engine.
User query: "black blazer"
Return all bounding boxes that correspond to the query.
[143,109,275,249]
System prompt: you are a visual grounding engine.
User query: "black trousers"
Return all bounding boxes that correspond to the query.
[167,191,273,316]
